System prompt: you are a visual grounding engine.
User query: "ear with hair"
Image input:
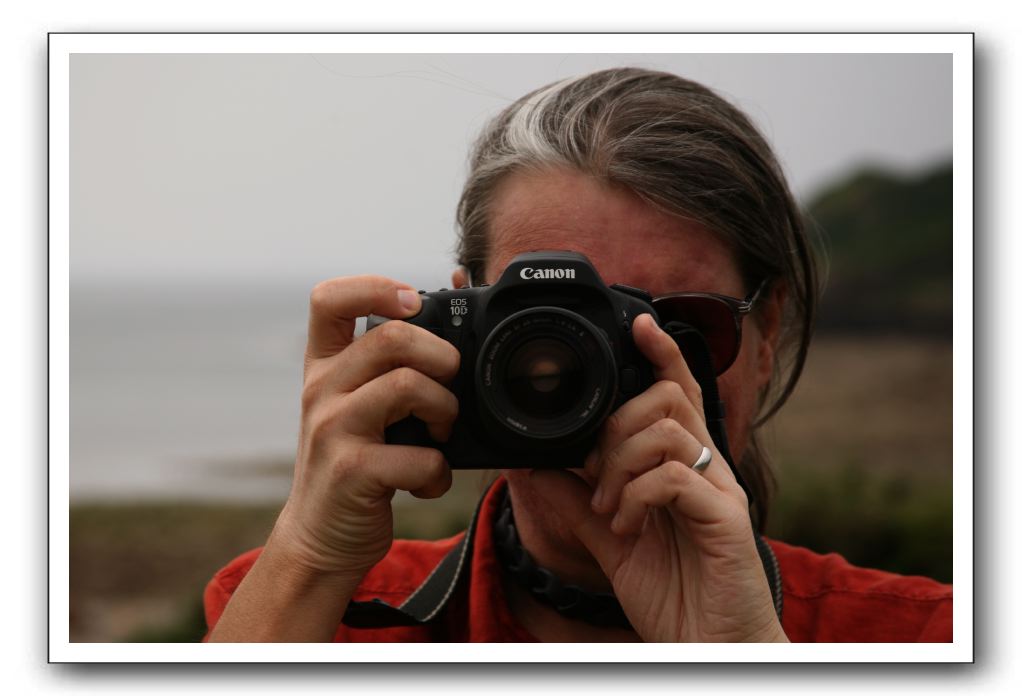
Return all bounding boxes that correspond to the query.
[451,266,472,289]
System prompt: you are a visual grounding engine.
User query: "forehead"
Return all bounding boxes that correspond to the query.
[485,168,744,297]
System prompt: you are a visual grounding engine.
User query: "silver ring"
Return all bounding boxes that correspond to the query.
[692,446,712,473]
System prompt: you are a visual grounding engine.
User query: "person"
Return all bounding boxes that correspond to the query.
[203,67,952,642]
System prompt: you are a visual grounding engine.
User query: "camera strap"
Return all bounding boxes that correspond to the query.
[341,490,483,629]
[662,320,754,507]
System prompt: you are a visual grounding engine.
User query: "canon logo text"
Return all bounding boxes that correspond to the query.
[519,267,576,280]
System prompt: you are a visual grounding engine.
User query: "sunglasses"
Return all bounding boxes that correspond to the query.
[651,279,769,376]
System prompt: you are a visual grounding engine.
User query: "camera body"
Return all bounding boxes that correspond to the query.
[368,251,662,469]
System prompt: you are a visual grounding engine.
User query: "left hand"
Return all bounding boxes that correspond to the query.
[531,314,787,642]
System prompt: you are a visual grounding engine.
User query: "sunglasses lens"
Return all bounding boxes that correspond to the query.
[651,295,740,374]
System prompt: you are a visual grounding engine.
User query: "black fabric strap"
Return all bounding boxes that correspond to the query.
[756,532,785,620]
[662,321,752,507]
[341,490,484,629]
[493,488,632,629]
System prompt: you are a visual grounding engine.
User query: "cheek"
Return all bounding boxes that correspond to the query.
[714,335,764,460]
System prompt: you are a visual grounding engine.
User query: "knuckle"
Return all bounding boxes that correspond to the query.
[444,389,460,418]
[619,477,639,503]
[300,385,319,414]
[309,280,335,314]
[662,459,692,488]
[374,319,413,354]
[389,366,422,394]
[654,417,685,440]
[304,407,338,447]
[300,371,328,412]
[657,379,686,403]
[690,379,704,404]
[443,343,462,374]
[422,448,447,473]
[603,410,628,441]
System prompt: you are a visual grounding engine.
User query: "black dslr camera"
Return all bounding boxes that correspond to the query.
[368,251,730,472]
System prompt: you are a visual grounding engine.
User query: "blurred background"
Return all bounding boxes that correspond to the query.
[68,53,953,641]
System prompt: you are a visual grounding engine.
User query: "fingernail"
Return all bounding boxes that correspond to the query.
[610,512,623,533]
[397,289,421,313]
[636,313,664,337]
[591,486,604,511]
[648,314,668,334]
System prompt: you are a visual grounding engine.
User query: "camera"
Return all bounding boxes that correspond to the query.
[367,251,667,469]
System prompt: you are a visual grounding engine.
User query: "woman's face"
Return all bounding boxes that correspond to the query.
[455,167,782,562]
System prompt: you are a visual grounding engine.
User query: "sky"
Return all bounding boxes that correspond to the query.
[70,52,952,287]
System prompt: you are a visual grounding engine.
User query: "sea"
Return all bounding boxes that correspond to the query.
[70,273,447,503]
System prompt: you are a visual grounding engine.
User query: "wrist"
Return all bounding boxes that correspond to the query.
[264,512,369,594]
[207,522,363,642]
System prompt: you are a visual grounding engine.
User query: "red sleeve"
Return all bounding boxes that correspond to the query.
[771,539,954,642]
[915,596,954,641]
[201,547,263,641]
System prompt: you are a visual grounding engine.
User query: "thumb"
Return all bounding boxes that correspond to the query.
[528,469,629,578]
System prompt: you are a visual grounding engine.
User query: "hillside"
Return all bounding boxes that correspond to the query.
[805,161,953,336]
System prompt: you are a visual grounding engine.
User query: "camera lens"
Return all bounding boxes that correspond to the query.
[505,338,584,419]
[476,307,617,447]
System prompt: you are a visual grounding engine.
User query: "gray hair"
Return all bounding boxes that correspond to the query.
[456,67,821,530]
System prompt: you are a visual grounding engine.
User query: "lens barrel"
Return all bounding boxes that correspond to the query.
[475,307,617,447]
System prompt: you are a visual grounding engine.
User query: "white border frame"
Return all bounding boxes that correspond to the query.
[50,32,973,663]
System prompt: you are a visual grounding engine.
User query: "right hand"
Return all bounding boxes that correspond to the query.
[268,275,461,587]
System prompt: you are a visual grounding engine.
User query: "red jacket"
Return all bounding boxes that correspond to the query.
[204,478,952,642]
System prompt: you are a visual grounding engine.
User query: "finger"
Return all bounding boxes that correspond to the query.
[585,379,706,481]
[351,443,453,500]
[329,320,460,393]
[631,314,742,494]
[341,367,459,442]
[632,313,704,416]
[591,417,705,514]
[529,469,629,576]
[307,275,422,360]
[611,460,735,536]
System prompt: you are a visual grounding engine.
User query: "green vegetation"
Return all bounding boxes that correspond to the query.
[767,461,953,584]
[69,474,493,642]
[807,161,953,336]
[124,598,208,643]
[70,503,282,642]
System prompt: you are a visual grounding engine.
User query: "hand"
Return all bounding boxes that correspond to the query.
[269,275,461,586]
[531,314,787,642]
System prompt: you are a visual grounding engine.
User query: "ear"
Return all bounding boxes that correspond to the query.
[753,282,787,390]
[451,266,471,289]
